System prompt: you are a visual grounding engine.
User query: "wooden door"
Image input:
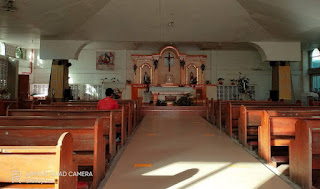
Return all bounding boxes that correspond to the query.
[18,75,29,99]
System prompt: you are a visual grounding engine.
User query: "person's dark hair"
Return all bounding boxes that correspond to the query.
[105,88,114,97]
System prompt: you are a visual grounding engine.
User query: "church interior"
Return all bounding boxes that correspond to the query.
[1,0,320,189]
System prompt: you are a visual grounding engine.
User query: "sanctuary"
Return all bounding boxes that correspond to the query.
[130,46,210,104]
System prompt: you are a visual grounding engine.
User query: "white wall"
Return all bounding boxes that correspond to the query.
[212,50,272,100]
[30,48,303,101]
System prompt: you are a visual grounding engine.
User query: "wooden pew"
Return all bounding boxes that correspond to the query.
[7,109,120,151]
[28,106,128,146]
[0,100,4,116]
[225,102,303,137]
[309,99,320,106]
[206,98,210,121]
[18,99,34,109]
[42,99,137,133]
[209,98,214,124]
[117,100,134,134]
[290,119,320,189]
[258,112,320,166]
[214,100,281,130]
[239,106,320,148]
[136,97,143,123]
[0,116,111,188]
[4,99,19,116]
[52,99,137,129]
[0,132,77,189]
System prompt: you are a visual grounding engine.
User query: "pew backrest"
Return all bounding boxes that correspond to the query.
[290,119,320,189]
[0,132,77,189]
[0,116,108,188]
[259,111,320,163]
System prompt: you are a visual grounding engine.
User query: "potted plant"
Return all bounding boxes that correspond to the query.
[218,78,224,85]
[0,88,11,99]
[231,79,236,85]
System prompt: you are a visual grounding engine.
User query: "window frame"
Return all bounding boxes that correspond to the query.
[309,49,320,92]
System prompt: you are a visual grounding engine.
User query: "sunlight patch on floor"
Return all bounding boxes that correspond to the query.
[142,162,276,189]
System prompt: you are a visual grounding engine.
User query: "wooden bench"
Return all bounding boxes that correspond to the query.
[0,100,4,116]
[36,100,137,136]
[290,119,320,189]
[25,106,128,147]
[214,100,282,129]
[136,97,143,123]
[0,132,77,188]
[225,103,304,137]
[309,99,320,106]
[51,99,137,130]
[258,112,320,166]
[7,110,119,154]
[0,116,111,188]
[239,106,320,148]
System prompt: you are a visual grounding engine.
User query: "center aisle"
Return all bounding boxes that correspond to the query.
[103,112,293,189]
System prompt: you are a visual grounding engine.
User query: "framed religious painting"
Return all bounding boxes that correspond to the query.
[96,51,115,70]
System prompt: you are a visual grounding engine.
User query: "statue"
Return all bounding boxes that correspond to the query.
[189,72,197,84]
[143,72,151,84]
[237,72,249,94]
[190,71,194,81]
[237,72,253,100]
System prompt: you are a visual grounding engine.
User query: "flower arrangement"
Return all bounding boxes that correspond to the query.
[153,60,159,69]
[201,64,205,73]
[0,88,11,99]
[218,78,224,85]
[231,79,236,85]
[180,60,185,69]
[133,64,137,75]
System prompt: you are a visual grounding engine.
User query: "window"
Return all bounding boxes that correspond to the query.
[0,59,8,88]
[311,48,320,68]
[309,48,320,92]
[311,75,320,92]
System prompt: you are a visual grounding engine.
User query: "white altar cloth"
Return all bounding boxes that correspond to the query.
[149,86,193,95]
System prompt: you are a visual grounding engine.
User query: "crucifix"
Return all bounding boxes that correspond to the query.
[164,53,174,72]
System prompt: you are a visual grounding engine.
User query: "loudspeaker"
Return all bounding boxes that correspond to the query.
[269,61,276,67]
[270,90,279,101]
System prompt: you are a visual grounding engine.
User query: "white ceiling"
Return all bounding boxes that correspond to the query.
[1,0,320,49]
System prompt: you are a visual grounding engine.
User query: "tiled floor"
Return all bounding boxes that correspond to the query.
[103,112,293,189]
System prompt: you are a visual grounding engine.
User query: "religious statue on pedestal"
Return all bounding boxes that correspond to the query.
[143,72,151,84]
[189,72,197,84]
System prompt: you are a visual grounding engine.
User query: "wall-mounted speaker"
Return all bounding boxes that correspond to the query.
[270,90,279,101]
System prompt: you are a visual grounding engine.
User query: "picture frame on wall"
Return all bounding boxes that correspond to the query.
[96,51,115,70]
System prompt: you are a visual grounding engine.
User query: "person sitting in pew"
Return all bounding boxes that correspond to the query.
[97,88,119,110]
[98,88,121,143]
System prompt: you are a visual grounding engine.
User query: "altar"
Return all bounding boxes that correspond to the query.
[130,45,208,105]
[149,86,194,104]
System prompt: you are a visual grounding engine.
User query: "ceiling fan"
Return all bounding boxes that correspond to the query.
[1,0,17,12]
